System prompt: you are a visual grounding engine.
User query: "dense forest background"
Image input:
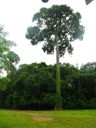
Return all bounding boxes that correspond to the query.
[0,62,96,110]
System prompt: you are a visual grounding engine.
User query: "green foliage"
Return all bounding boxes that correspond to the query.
[0,62,96,110]
[26,5,84,57]
[42,93,55,109]
[7,51,20,64]
[0,77,11,90]
[5,51,20,78]
[0,25,20,76]
[87,98,96,109]
[80,62,96,71]
[3,63,56,109]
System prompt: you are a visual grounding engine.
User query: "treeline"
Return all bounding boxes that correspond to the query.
[0,62,96,110]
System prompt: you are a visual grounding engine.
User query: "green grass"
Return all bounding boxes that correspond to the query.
[0,110,96,128]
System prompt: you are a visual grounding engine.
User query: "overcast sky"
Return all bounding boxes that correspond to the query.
[0,0,96,67]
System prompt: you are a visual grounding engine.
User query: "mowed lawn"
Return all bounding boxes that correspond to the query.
[0,110,96,128]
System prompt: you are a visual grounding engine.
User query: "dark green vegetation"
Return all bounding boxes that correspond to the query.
[26,5,84,109]
[0,110,96,128]
[0,62,96,110]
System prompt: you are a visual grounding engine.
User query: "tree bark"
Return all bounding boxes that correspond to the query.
[55,34,62,110]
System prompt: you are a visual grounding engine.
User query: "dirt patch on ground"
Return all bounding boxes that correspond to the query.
[13,111,53,121]
[32,114,53,121]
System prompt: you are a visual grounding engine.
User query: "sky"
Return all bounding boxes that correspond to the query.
[0,0,96,67]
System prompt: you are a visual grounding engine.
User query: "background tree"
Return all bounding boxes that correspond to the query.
[4,62,55,109]
[80,62,96,71]
[0,77,11,90]
[0,25,18,76]
[26,5,84,110]
[5,51,20,78]
[0,25,20,77]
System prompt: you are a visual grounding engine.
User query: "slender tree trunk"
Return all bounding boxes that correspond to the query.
[55,34,62,110]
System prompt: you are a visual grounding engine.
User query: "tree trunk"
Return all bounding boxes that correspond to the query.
[55,34,62,110]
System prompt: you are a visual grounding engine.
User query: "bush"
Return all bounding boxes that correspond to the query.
[86,98,96,109]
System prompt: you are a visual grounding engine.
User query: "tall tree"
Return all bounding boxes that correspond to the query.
[26,5,85,110]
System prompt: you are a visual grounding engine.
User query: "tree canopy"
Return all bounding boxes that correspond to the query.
[26,5,84,57]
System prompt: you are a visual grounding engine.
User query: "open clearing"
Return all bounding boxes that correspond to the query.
[0,110,96,128]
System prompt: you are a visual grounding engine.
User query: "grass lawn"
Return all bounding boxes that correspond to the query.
[0,110,96,128]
